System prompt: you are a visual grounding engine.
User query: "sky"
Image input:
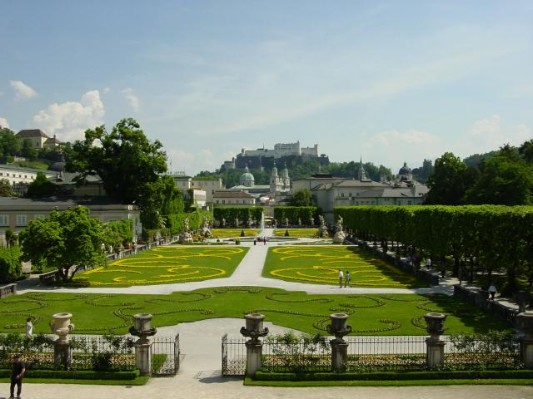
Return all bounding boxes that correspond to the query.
[1,0,532,176]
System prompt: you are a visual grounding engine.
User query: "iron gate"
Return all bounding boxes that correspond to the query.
[151,333,180,376]
[221,334,246,376]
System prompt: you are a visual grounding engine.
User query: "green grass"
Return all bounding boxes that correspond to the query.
[0,288,511,335]
[210,228,259,238]
[78,246,248,286]
[273,228,320,238]
[263,246,420,288]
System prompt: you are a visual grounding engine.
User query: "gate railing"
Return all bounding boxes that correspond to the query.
[151,333,180,376]
[221,334,246,376]
[221,334,522,376]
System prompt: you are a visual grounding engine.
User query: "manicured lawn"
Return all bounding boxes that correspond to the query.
[264,246,419,288]
[273,228,320,238]
[0,288,511,336]
[78,246,248,286]
[210,228,259,238]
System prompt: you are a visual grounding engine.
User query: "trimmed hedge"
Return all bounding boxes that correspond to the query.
[253,369,533,381]
[0,368,139,380]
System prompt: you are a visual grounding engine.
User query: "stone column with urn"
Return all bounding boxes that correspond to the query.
[50,312,75,369]
[516,311,533,368]
[327,313,352,372]
[240,313,269,377]
[129,313,157,375]
[424,312,447,368]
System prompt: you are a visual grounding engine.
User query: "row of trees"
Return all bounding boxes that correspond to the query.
[273,206,319,226]
[335,205,533,294]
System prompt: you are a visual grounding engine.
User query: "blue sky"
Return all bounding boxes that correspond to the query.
[1,0,532,175]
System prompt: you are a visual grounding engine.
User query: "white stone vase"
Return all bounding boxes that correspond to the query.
[50,312,75,344]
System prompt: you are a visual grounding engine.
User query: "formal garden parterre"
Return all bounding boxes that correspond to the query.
[78,246,248,286]
[263,246,419,288]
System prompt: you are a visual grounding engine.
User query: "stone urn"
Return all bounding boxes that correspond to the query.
[129,313,157,344]
[50,312,75,344]
[327,313,352,343]
[240,313,269,344]
[424,312,447,340]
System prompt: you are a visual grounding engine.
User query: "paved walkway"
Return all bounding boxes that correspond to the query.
[9,231,533,399]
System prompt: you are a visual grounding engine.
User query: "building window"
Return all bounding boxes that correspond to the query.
[0,215,8,226]
[16,214,27,226]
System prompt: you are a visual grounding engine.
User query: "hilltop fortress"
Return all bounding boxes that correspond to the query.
[221,141,329,170]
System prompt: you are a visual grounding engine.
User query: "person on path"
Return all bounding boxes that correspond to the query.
[25,318,32,338]
[10,354,25,399]
[344,270,351,287]
[338,269,344,288]
[488,283,497,300]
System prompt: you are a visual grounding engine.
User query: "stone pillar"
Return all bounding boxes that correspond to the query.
[326,313,352,372]
[516,312,533,368]
[129,313,157,376]
[240,313,269,377]
[424,312,447,368]
[50,312,75,369]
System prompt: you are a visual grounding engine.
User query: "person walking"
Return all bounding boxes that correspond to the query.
[338,269,344,288]
[488,283,497,300]
[10,354,25,399]
[25,318,33,338]
[344,270,351,287]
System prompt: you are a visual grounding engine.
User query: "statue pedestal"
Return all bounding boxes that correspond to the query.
[135,342,152,375]
[54,342,71,370]
[330,340,349,372]
[516,312,533,368]
[426,338,446,368]
[245,341,263,377]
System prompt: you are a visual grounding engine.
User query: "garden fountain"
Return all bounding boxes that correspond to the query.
[259,212,266,238]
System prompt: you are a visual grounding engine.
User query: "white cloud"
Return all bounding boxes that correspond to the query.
[32,90,105,142]
[10,80,38,101]
[0,117,9,128]
[122,88,140,112]
[166,148,219,175]
[360,129,443,170]
[461,115,532,155]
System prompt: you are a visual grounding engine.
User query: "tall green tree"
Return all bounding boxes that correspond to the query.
[519,139,533,163]
[67,118,168,215]
[0,179,15,197]
[0,127,21,159]
[140,174,184,230]
[25,172,57,198]
[464,145,533,205]
[425,152,476,205]
[290,189,314,206]
[19,206,105,281]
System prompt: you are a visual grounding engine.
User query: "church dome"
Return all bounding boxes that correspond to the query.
[399,162,411,175]
[239,167,255,187]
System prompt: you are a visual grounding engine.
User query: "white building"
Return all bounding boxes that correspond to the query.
[0,197,140,245]
[212,190,256,206]
[239,141,319,159]
[293,163,428,224]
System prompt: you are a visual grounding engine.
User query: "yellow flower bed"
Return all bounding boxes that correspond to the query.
[81,246,246,286]
[265,246,415,287]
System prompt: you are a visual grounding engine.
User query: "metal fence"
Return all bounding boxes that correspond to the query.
[151,333,180,376]
[221,334,523,376]
[0,333,180,376]
[0,334,136,371]
[221,334,247,376]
